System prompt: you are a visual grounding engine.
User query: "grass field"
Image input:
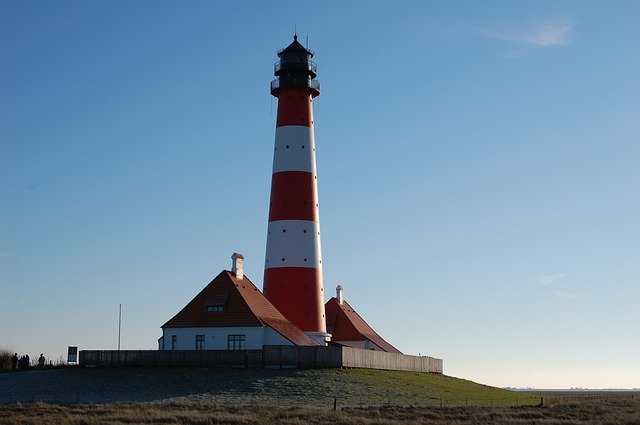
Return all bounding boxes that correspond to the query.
[1,367,638,424]
[1,394,639,424]
[0,367,540,407]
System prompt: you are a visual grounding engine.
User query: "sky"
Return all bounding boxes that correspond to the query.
[1,1,639,389]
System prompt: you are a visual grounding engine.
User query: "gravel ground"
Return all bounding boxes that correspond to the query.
[0,367,377,407]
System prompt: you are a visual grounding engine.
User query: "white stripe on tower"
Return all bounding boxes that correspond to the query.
[272,126,317,173]
[265,220,322,269]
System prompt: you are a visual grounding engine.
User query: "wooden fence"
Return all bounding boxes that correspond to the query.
[79,346,442,373]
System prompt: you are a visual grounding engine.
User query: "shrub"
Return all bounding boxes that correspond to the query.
[0,348,13,370]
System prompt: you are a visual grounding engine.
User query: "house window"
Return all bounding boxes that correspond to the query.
[227,334,245,350]
[195,334,205,350]
[206,305,224,313]
[171,335,177,350]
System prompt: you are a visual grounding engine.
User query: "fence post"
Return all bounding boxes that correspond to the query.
[333,397,337,410]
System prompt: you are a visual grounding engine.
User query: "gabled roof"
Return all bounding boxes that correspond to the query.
[325,297,402,354]
[162,271,319,346]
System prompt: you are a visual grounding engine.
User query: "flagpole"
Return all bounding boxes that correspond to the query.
[118,303,122,351]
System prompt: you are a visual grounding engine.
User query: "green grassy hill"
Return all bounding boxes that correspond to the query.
[337,369,537,406]
[0,366,538,407]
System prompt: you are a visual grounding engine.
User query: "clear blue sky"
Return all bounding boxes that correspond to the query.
[1,1,638,389]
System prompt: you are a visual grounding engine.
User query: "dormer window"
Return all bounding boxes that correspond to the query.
[206,305,224,313]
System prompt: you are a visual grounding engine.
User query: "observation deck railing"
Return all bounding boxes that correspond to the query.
[270,78,320,94]
[274,60,317,75]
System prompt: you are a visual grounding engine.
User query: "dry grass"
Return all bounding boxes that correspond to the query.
[1,394,639,424]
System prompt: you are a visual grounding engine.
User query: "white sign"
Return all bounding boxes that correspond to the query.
[67,346,78,363]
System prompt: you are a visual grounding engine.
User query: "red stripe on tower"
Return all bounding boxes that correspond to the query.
[264,36,330,344]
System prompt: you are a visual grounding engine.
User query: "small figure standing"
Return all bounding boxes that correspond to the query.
[38,354,45,367]
[11,353,18,371]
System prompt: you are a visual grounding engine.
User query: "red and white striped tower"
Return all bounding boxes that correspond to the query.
[263,36,330,344]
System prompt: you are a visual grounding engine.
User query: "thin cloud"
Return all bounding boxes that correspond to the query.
[538,273,565,286]
[475,19,573,47]
[553,290,579,300]
[536,274,578,299]
[525,22,572,46]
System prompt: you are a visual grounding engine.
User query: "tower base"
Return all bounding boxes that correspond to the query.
[305,331,332,346]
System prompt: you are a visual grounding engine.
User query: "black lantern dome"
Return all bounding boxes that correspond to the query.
[270,35,320,97]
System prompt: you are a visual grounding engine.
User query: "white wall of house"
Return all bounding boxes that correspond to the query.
[159,326,293,350]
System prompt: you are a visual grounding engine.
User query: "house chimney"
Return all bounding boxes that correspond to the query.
[231,253,244,280]
[336,284,343,305]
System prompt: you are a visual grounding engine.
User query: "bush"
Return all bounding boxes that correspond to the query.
[0,348,13,370]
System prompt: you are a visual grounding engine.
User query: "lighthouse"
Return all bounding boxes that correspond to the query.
[159,37,419,359]
[263,36,330,344]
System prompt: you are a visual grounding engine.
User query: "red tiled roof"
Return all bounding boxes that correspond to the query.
[162,271,319,346]
[325,298,402,354]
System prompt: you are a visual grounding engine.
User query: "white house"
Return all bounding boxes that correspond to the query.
[159,254,319,351]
